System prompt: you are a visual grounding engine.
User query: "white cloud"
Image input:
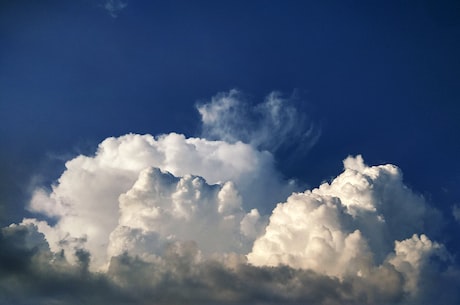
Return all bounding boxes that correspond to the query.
[248,155,444,294]
[26,132,293,269]
[22,138,452,304]
[107,167,266,261]
[388,233,444,294]
[3,90,458,304]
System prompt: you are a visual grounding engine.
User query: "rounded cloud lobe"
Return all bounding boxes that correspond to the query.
[3,91,459,304]
[27,132,287,268]
[248,155,446,296]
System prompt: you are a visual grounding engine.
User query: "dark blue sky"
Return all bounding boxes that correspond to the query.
[1,0,459,242]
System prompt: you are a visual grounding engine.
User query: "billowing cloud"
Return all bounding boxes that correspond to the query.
[26,132,292,269]
[197,89,320,154]
[3,152,459,304]
[248,155,444,294]
[2,91,459,304]
[107,167,267,260]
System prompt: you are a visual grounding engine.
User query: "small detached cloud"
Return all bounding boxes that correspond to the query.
[103,0,127,18]
[453,204,460,222]
[197,89,320,155]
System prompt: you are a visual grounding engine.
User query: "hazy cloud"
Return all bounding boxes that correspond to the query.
[453,204,460,222]
[103,0,127,18]
[197,89,320,154]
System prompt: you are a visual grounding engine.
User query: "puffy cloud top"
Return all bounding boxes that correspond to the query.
[8,147,459,304]
[27,133,286,269]
[3,91,458,304]
[107,167,266,261]
[248,155,443,294]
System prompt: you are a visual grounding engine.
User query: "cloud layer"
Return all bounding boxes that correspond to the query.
[2,91,459,304]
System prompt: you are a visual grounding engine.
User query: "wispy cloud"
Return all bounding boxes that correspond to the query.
[197,89,320,155]
[453,204,460,222]
[103,0,127,18]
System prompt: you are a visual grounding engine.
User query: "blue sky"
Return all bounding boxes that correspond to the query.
[1,1,460,304]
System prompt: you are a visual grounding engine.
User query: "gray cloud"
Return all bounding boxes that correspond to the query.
[0,223,128,305]
[2,223,457,305]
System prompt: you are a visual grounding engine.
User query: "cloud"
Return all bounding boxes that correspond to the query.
[453,204,460,222]
[2,221,458,305]
[102,0,127,18]
[2,90,459,304]
[197,89,320,154]
[0,222,404,305]
[26,132,292,269]
[107,167,268,260]
[0,222,127,305]
[248,155,446,294]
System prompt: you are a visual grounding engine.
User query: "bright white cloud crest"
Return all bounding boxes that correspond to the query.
[27,131,287,268]
[248,155,443,294]
[2,91,458,304]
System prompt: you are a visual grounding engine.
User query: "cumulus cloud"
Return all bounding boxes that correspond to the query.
[248,155,446,295]
[26,132,290,269]
[197,89,320,154]
[2,152,459,304]
[2,91,459,304]
[107,167,267,260]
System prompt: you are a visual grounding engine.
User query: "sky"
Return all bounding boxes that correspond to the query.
[1,0,460,304]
